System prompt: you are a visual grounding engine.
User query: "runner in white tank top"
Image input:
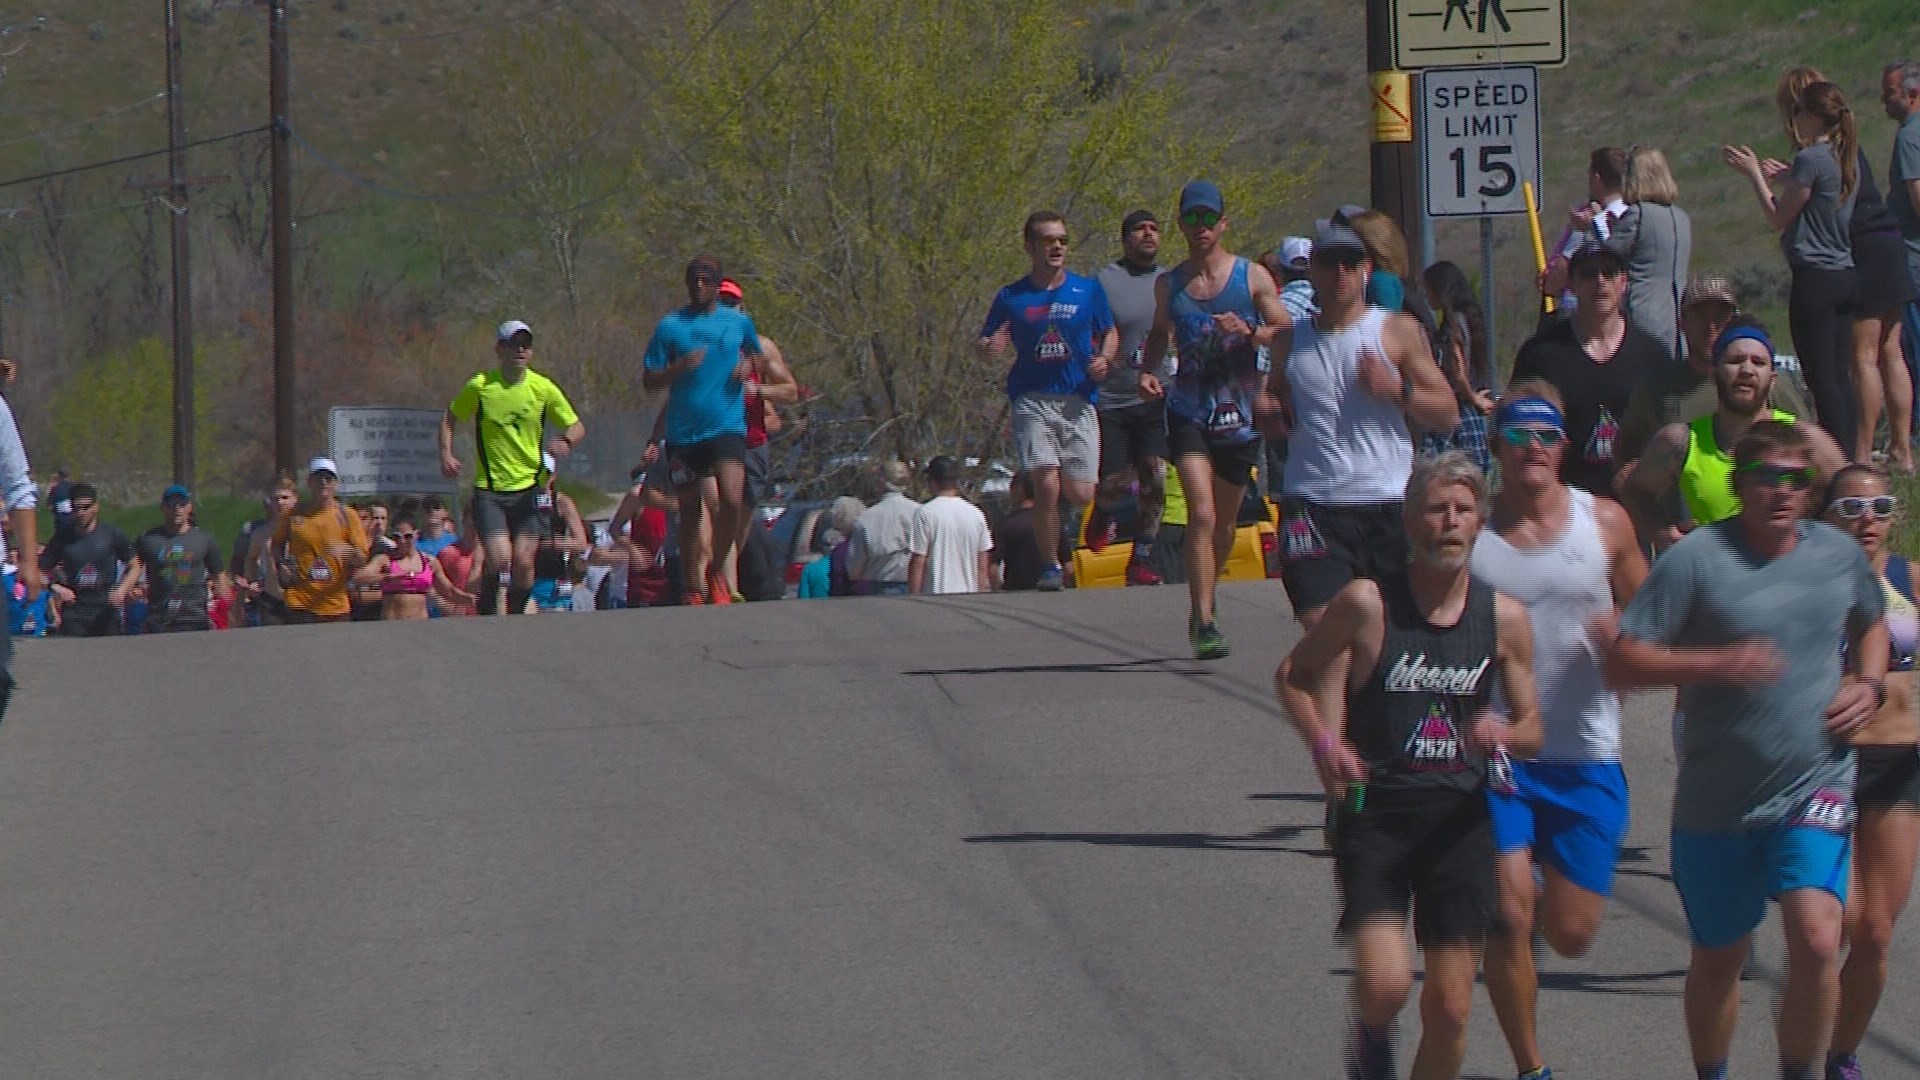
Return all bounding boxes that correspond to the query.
[1269,213,1459,626]
[1469,381,1649,1080]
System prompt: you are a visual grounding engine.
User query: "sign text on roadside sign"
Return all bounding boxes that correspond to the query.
[1392,0,1568,71]
[1421,65,1542,219]
[328,407,455,495]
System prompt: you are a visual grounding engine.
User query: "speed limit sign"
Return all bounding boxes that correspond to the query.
[1422,65,1541,218]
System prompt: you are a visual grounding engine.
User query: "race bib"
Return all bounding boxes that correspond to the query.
[308,562,332,583]
[1793,787,1852,834]
[1281,505,1329,562]
[534,491,556,512]
[1206,402,1246,437]
[668,459,694,488]
[76,566,99,589]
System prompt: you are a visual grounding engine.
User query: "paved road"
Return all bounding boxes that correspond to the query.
[4,582,1917,1078]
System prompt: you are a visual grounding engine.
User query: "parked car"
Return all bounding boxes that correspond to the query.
[1070,486,1280,590]
[757,500,832,598]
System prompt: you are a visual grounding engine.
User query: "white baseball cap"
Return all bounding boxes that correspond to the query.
[308,456,339,477]
[496,319,533,342]
[1279,236,1313,269]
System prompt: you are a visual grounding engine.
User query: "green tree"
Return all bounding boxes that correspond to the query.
[48,336,246,501]
[633,0,1304,472]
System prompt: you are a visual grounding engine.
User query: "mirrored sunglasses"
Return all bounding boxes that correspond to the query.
[1498,426,1566,448]
[1179,208,1222,228]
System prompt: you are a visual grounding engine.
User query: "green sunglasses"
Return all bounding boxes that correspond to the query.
[1736,462,1816,490]
[1179,208,1222,228]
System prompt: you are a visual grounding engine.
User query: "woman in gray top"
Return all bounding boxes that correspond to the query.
[1725,78,1862,460]
[1605,146,1690,360]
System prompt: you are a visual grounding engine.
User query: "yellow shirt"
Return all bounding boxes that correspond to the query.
[448,369,581,492]
[273,501,370,617]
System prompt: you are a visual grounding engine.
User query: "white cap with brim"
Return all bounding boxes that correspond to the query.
[1279,236,1313,268]
[496,319,533,342]
[308,456,339,476]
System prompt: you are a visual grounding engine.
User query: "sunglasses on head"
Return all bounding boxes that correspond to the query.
[1498,426,1566,448]
[1179,208,1222,228]
[1737,462,1815,490]
[1829,495,1898,520]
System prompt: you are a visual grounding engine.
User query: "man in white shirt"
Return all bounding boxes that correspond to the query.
[908,456,993,595]
[849,460,919,595]
[1540,147,1631,312]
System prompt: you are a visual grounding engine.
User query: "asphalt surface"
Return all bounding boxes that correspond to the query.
[4,581,1917,1078]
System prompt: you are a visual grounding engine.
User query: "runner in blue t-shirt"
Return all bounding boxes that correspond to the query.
[977,211,1117,592]
[642,256,769,606]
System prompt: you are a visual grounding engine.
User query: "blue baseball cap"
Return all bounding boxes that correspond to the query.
[1179,180,1224,216]
[162,484,192,503]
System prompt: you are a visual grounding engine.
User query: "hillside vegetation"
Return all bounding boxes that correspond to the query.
[4,0,1918,498]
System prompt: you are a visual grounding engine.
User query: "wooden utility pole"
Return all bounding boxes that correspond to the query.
[1365,0,1427,261]
[269,0,295,475]
[164,0,194,487]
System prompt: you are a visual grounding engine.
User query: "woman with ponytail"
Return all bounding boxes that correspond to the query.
[1725,76,1864,460]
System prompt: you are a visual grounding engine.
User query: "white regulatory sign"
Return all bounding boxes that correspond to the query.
[1422,65,1541,219]
[328,406,456,495]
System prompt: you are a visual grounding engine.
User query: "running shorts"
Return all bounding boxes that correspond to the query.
[1333,785,1499,946]
[1277,498,1409,615]
[1098,400,1170,477]
[1487,760,1630,897]
[1012,393,1099,483]
[1672,812,1852,949]
[1167,413,1261,489]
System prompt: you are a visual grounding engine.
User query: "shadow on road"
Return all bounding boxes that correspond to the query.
[965,823,1329,857]
[1614,843,1672,883]
[904,657,1213,677]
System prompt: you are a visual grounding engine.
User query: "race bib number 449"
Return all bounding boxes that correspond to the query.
[1794,787,1852,834]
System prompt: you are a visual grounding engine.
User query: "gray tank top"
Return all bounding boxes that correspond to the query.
[1470,488,1622,762]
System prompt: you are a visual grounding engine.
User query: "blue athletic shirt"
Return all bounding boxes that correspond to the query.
[642,305,762,446]
[1166,257,1267,446]
[981,272,1114,403]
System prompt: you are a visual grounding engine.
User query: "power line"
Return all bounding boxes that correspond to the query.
[0,198,156,229]
[0,92,167,152]
[0,126,270,192]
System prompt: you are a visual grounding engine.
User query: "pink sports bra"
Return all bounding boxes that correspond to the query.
[381,557,434,596]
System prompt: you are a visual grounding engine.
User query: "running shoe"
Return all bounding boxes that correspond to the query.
[1826,1054,1864,1080]
[1037,565,1065,592]
[1518,1068,1554,1080]
[708,572,733,605]
[680,590,706,607]
[1125,560,1162,586]
[1192,620,1230,660]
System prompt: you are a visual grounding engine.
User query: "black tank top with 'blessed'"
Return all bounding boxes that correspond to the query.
[1347,570,1498,795]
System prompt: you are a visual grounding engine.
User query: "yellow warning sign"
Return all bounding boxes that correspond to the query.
[1393,0,1568,71]
[1371,72,1414,143]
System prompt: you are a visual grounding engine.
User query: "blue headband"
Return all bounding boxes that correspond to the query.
[1713,324,1775,361]
[1494,396,1565,432]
